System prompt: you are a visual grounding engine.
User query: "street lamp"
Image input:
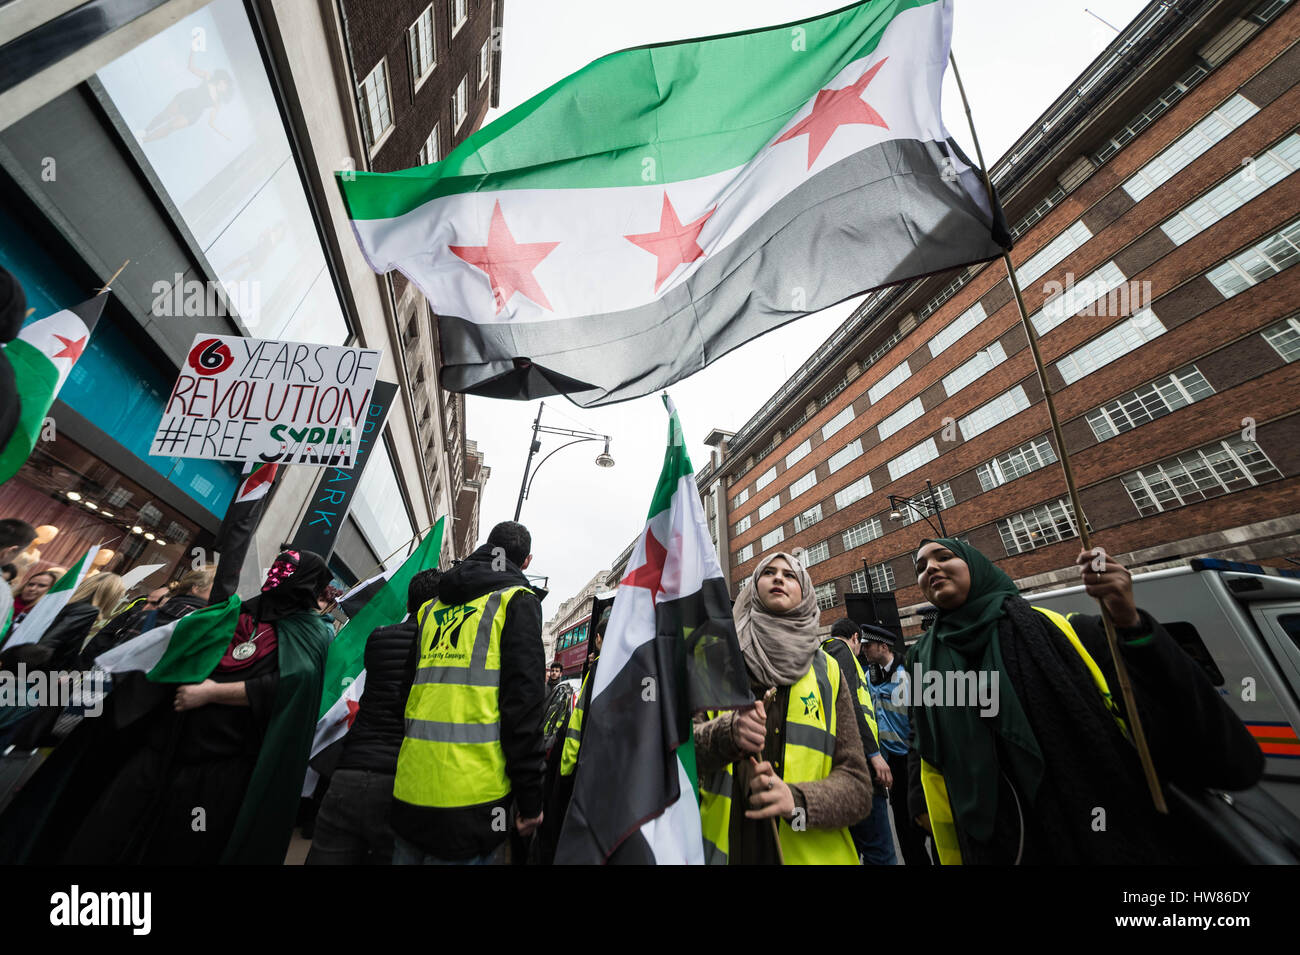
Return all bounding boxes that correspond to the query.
[887,478,949,537]
[514,401,615,521]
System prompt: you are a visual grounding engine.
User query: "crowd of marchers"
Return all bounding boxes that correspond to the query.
[0,513,1267,864]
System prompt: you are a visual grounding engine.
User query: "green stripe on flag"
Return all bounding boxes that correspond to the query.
[0,339,59,485]
[318,518,445,720]
[337,0,937,220]
[147,595,243,684]
[646,396,694,518]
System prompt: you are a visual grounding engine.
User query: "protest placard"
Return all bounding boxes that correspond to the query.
[151,334,382,468]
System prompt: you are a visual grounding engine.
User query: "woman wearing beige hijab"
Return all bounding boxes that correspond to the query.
[694,551,871,864]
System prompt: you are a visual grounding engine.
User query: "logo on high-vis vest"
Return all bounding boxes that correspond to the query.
[800,691,820,720]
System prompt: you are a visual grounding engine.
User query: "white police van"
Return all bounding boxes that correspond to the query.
[1029,558,1300,819]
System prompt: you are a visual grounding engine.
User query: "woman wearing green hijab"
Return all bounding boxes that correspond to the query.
[905,538,1262,864]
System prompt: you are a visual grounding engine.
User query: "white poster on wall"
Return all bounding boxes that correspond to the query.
[151,334,382,468]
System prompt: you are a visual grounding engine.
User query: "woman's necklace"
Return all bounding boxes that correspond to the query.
[232,622,266,661]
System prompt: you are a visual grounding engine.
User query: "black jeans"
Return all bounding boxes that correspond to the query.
[304,769,397,865]
[886,750,933,866]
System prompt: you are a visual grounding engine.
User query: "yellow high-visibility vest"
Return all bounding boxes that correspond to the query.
[919,606,1131,864]
[560,663,595,777]
[699,649,860,865]
[822,638,880,754]
[393,586,529,809]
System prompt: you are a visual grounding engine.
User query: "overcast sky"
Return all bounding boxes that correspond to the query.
[465,0,1152,625]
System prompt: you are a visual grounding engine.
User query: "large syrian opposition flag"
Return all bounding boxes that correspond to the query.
[555,397,751,864]
[337,0,1007,406]
[93,595,243,681]
[304,518,445,790]
[4,545,100,648]
[208,462,280,605]
[0,295,106,484]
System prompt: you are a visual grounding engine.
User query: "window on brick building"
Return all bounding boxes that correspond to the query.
[732,487,749,508]
[828,439,862,474]
[978,437,1057,491]
[815,582,838,611]
[888,437,939,482]
[1121,437,1282,517]
[358,59,393,150]
[1206,219,1300,298]
[998,499,1078,555]
[801,539,830,566]
[418,123,441,165]
[821,406,855,441]
[479,37,492,87]
[756,466,777,492]
[1015,220,1092,285]
[409,5,437,87]
[1161,134,1300,246]
[1057,310,1167,385]
[851,562,895,593]
[794,504,823,533]
[869,361,911,404]
[761,527,785,551]
[879,396,925,440]
[785,439,811,469]
[958,386,1030,441]
[733,515,751,536]
[450,0,468,35]
[929,302,987,357]
[735,543,753,564]
[1085,367,1214,442]
[896,482,954,526]
[1030,261,1127,337]
[842,517,882,550]
[1262,315,1300,363]
[758,495,780,520]
[789,470,817,499]
[943,343,1007,398]
[452,74,470,128]
[834,475,872,510]
[1093,63,1209,166]
[1122,95,1259,201]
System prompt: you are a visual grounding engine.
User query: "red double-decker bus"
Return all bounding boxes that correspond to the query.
[553,614,591,679]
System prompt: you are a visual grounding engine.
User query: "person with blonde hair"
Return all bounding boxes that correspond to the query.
[78,565,216,668]
[36,573,126,670]
[694,551,871,864]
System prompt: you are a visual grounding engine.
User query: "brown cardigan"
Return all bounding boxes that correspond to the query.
[694,668,872,832]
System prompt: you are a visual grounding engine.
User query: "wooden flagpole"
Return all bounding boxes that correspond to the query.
[947,52,1167,813]
[95,259,130,295]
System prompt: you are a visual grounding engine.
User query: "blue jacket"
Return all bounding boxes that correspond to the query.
[868,659,911,758]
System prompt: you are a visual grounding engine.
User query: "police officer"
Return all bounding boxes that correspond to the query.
[824,618,894,864]
[391,522,546,864]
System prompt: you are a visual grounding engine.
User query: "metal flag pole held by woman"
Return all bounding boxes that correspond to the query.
[946,52,1167,814]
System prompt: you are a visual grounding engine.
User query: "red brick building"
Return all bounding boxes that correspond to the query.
[695,0,1300,633]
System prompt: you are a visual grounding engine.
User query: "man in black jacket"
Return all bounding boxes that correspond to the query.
[305,569,442,865]
[390,522,546,864]
[824,617,895,864]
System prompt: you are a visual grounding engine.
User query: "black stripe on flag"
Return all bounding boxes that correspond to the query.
[554,577,751,864]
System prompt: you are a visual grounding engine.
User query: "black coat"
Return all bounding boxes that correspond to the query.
[77,593,206,669]
[336,619,418,775]
[36,601,101,671]
[389,543,546,859]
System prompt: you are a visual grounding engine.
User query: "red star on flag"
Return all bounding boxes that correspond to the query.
[773,58,889,169]
[624,194,716,291]
[52,334,87,362]
[450,200,561,313]
[338,697,361,729]
[621,527,668,600]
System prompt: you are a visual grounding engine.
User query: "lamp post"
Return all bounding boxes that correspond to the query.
[513,401,615,521]
[887,478,949,537]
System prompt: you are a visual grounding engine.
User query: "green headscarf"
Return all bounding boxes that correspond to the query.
[909,538,1043,844]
